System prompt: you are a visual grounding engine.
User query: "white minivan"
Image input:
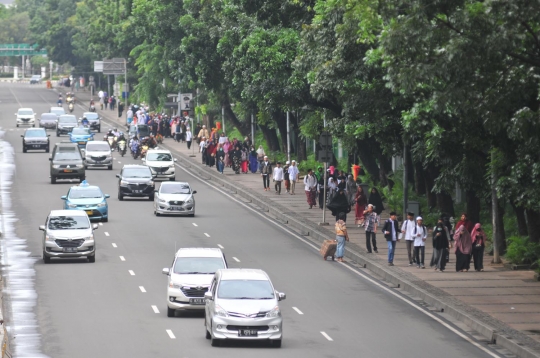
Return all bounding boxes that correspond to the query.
[85,141,113,170]
[143,148,176,180]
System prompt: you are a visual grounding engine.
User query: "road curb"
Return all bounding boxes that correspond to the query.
[73,93,540,357]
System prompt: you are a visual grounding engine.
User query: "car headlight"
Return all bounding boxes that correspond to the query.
[147,181,154,186]
[215,304,228,317]
[186,198,193,204]
[67,204,77,208]
[169,164,174,168]
[120,180,129,186]
[75,164,84,169]
[45,234,55,241]
[52,165,60,169]
[159,198,166,203]
[266,306,281,318]
[84,234,94,241]
[97,202,106,207]
[168,282,182,290]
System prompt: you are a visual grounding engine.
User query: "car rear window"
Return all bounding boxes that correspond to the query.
[217,280,275,299]
[48,216,90,230]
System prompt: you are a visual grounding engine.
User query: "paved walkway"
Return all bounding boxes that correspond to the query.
[70,88,540,355]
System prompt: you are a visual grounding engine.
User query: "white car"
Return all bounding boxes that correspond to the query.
[154,181,196,216]
[143,149,176,180]
[15,108,36,127]
[162,248,228,317]
[84,141,113,170]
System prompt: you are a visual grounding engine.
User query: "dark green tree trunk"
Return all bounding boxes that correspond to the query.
[466,190,481,225]
[525,209,540,243]
[423,165,437,209]
[259,124,280,152]
[436,192,455,218]
[511,202,528,236]
[414,161,426,195]
[356,139,380,184]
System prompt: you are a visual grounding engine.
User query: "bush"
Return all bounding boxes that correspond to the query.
[505,236,540,265]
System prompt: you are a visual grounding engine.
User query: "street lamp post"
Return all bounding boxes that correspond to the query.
[251,113,255,145]
[49,60,53,81]
[222,106,225,134]
[286,111,291,163]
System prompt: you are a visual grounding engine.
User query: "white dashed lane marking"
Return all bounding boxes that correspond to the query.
[217,244,224,249]
[204,233,210,237]
[119,256,126,261]
[104,232,110,236]
[292,307,304,315]
[99,222,103,226]
[321,332,333,341]
[232,257,240,262]
[192,223,198,227]
[152,305,160,314]
[129,270,135,275]
[112,243,117,248]
[139,286,146,293]
[166,330,176,339]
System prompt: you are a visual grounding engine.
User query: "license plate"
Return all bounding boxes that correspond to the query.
[170,206,184,211]
[78,141,86,144]
[62,247,77,253]
[85,210,93,215]
[63,169,72,173]
[189,298,205,305]
[238,330,258,337]
[132,190,141,193]
[32,145,40,148]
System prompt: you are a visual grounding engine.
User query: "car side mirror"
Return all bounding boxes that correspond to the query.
[192,190,197,194]
[277,292,286,301]
[49,157,52,161]
[39,225,45,231]
[154,190,158,193]
[204,292,213,301]
[20,135,23,137]
[47,134,50,137]
[61,196,67,200]
[115,174,120,178]
[162,268,170,275]
[92,224,99,230]
[104,194,110,198]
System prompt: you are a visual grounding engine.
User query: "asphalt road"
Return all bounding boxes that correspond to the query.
[0,83,502,358]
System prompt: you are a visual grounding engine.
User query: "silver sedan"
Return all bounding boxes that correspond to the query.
[154,182,196,217]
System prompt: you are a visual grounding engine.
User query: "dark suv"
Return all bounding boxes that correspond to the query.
[116,165,155,201]
[82,112,101,132]
[50,143,85,184]
[21,128,50,153]
[56,115,78,136]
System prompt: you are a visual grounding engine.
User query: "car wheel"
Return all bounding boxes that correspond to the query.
[16,124,19,128]
[271,339,282,348]
[32,124,35,127]
[43,252,51,264]
[80,176,86,182]
[56,131,59,137]
[23,146,27,153]
[97,126,101,133]
[88,254,96,263]
[102,217,108,223]
[107,165,113,170]
[169,177,175,181]
[84,165,88,170]
[154,210,160,217]
[189,213,195,217]
[45,146,50,153]
[206,326,211,340]
[118,192,124,201]
[210,333,221,347]
[50,176,56,184]
[149,194,154,201]
[167,307,175,318]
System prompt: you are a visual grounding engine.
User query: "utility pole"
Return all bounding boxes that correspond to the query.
[491,149,502,263]
[251,113,255,145]
[286,111,291,163]
[124,58,128,124]
[403,140,408,220]
[222,106,226,134]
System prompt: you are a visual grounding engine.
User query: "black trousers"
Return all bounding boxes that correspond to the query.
[472,245,484,270]
[274,180,282,194]
[262,174,270,188]
[366,231,377,253]
[187,140,192,149]
[414,246,425,266]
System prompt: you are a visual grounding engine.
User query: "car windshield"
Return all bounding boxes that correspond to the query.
[173,257,225,274]
[87,143,110,151]
[25,130,46,137]
[217,280,275,300]
[59,116,77,123]
[68,188,103,199]
[54,152,81,160]
[31,75,40,79]
[146,153,172,161]
[41,114,56,120]
[18,110,33,115]
[138,126,150,136]
[123,168,151,178]
[84,113,98,120]
[51,109,65,115]
[72,128,91,135]
[161,184,190,194]
[48,215,90,230]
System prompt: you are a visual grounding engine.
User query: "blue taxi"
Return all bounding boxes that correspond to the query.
[61,181,110,222]
[69,127,94,148]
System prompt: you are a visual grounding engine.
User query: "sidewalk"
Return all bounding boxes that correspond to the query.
[71,89,540,357]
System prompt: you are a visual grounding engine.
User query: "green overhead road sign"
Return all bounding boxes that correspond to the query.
[0,44,47,56]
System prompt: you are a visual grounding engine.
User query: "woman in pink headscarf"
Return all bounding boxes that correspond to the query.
[223,138,232,167]
[470,223,487,272]
[454,225,472,272]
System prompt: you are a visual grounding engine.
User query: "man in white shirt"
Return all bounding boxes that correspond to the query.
[288,160,299,195]
[127,108,133,125]
[303,169,318,209]
[401,212,416,266]
[273,162,284,194]
[413,216,428,268]
[185,129,193,149]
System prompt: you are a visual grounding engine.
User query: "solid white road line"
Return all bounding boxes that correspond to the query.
[192,223,198,227]
[217,244,224,249]
[321,332,333,341]
[166,330,176,339]
[119,256,126,261]
[152,305,160,313]
[292,307,304,315]
[139,286,146,293]
[232,257,240,262]
[104,232,110,236]
[204,233,210,237]
[128,270,135,276]
[175,161,502,358]
[112,243,117,248]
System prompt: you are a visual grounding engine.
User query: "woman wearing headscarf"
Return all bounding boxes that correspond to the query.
[355,186,368,226]
[454,225,472,272]
[303,169,318,209]
[248,146,258,173]
[345,175,357,209]
[240,146,249,173]
[230,145,242,174]
[430,218,450,272]
[256,145,265,171]
[334,212,350,262]
[216,144,225,174]
[470,223,486,271]
[327,189,351,222]
[368,188,385,215]
[317,171,327,209]
[206,140,217,167]
[454,213,475,233]
[223,138,232,167]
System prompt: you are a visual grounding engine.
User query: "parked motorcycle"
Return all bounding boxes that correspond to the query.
[117,140,127,157]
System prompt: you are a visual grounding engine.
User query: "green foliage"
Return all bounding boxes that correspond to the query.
[505,236,540,265]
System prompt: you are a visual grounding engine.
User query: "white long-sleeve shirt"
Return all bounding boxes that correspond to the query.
[288,165,299,181]
[304,174,317,191]
[185,131,192,141]
[401,219,416,241]
[273,167,284,181]
[413,224,428,246]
